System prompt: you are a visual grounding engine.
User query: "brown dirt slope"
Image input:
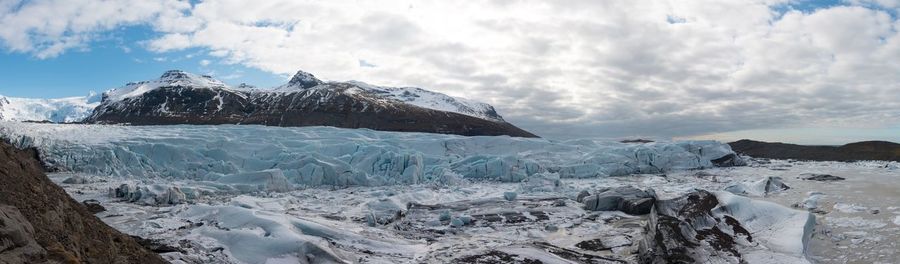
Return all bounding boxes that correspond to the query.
[0,141,166,264]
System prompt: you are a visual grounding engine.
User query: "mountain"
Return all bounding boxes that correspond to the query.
[85,70,537,137]
[729,139,900,162]
[0,141,165,263]
[0,93,100,123]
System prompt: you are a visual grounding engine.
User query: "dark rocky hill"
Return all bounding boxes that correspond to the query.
[0,141,166,264]
[728,139,900,161]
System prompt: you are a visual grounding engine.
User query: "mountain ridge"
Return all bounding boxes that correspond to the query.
[728,139,900,162]
[83,70,537,137]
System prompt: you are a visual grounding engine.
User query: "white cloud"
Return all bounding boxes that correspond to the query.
[847,0,900,9]
[1,0,899,139]
[199,59,211,66]
[0,0,190,58]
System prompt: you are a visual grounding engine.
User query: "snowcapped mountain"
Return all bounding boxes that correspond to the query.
[343,81,503,122]
[86,70,535,137]
[0,93,100,123]
[103,70,228,102]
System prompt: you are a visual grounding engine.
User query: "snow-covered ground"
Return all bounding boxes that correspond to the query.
[712,159,900,264]
[4,122,894,263]
[49,169,832,264]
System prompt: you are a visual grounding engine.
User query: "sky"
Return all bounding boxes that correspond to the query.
[1,0,899,144]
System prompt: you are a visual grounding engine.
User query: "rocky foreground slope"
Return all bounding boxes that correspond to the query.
[83,70,536,137]
[0,141,165,264]
[729,139,900,161]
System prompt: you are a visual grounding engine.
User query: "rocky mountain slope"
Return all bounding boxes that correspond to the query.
[0,141,165,264]
[85,70,536,137]
[729,139,900,161]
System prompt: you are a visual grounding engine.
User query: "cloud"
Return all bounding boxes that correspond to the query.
[0,0,189,58]
[2,0,900,139]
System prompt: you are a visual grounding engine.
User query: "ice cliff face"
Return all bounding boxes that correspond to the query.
[85,70,528,137]
[0,93,100,123]
[0,122,741,188]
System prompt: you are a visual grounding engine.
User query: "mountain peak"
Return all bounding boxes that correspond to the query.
[287,70,322,89]
[160,70,190,79]
[102,70,228,103]
[151,70,224,87]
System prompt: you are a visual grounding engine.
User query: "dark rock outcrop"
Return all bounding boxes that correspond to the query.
[0,141,166,264]
[454,250,543,264]
[638,190,750,263]
[620,139,654,143]
[729,139,900,162]
[582,186,656,215]
[0,205,46,263]
[85,70,538,138]
[711,153,744,167]
[799,173,845,181]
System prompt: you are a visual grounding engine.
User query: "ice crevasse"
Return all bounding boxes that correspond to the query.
[0,122,742,188]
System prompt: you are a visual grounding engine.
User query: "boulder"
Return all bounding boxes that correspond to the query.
[111,184,189,205]
[799,173,845,181]
[582,186,656,215]
[576,190,591,203]
[61,175,89,184]
[81,199,106,214]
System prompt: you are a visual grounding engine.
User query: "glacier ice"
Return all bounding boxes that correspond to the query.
[797,192,825,210]
[725,176,790,197]
[517,172,564,193]
[0,122,742,190]
[111,184,189,205]
[711,191,816,259]
[0,93,100,122]
[50,157,846,263]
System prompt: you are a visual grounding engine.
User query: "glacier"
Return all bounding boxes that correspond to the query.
[0,122,846,263]
[0,122,740,188]
[0,93,100,122]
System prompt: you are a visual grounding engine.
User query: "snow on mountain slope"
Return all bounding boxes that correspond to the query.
[2,70,507,127]
[0,122,739,187]
[87,69,532,137]
[0,93,100,122]
[272,70,504,122]
[103,70,230,102]
[345,80,504,122]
